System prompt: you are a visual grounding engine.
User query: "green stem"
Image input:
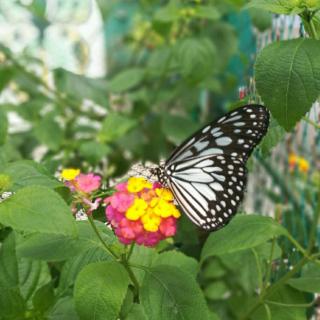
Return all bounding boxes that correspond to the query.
[263,237,276,290]
[264,299,315,308]
[87,216,119,259]
[251,248,263,292]
[303,116,320,130]
[121,254,140,303]
[87,217,140,301]
[307,190,320,254]
[127,242,135,261]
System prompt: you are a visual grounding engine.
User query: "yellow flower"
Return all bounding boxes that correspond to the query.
[298,158,309,173]
[154,199,181,218]
[141,210,161,232]
[126,198,148,221]
[155,188,174,201]
[61,168,80,181]
[127,177,152,193]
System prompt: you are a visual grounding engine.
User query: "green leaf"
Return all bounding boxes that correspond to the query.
[48,297,79,320]
[175,37,216,83]
[154,1,181,22]
[33,114,64,150]
[74,261,130,320]
[0,287,26,319]
[1,160,61,191]
[195,6,220,20]
[0,108,8,146]
[201,215,287,262]
[140,265,210,320]
[0,186,77,236]
[32,282,55,313]
[288,262,320,293]
[162,114,199,145]
[125,304,148,320]
[252,285,307,320]
[152,251,198,278]
[204,280,228,300]
[246,0,305,14]
[99,113,137,142]
[249,8,272,31]
[17,220,117,261]
[255,38,320,130]
[108,68,144,93]
[129,246,157,283]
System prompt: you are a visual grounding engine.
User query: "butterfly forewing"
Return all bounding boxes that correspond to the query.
[162,104,269,231]
[166,104,269,164]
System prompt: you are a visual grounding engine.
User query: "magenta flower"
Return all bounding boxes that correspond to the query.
[75,173,101,193]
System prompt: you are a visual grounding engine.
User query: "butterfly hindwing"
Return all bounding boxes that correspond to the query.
[167,155,247,230]
[161,104,269,231]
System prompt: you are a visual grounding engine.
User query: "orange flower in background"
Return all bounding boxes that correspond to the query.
[104,177,181,247]
[288,153,310,173]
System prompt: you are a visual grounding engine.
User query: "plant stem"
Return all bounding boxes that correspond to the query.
[263,237,276,290]
[87,217,140,301]
[87,216,119,259]
[307,191,320,254]
[121,254,140,303]
[303,116,320,130]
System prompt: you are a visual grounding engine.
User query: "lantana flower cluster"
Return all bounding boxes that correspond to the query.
[60,168,102,216]
[288,153,310,173]
[104,177,181,247]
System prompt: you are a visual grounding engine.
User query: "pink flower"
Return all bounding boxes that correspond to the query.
[159,217,177,237]
[75,173,101,193]
[110,193,134,212]
[105,206,124,227]
[136,231,164,247]
[115,182,128,192]
[82,197,102,215]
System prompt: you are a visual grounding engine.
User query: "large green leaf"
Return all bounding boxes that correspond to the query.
[74,261,130,320]
[152,251,198,278]
[288,262,320,293]
[140,265,210,320]
[1,160,61,191]
[0,186,77,236]
[17,220,118,261]
[201,215,287,262]
[255,38,320,130]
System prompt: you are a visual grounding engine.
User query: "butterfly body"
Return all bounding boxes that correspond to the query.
[156,104,270,231]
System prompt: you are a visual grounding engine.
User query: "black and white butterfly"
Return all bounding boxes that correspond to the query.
[152,104,269,231]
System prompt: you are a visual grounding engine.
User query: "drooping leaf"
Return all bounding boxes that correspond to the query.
[0,186,77,236]
[74,261,130,320]
[201,215,287,262]
[255,38,320,130]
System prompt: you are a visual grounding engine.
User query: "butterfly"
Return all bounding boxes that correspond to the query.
[152,104,270,231]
